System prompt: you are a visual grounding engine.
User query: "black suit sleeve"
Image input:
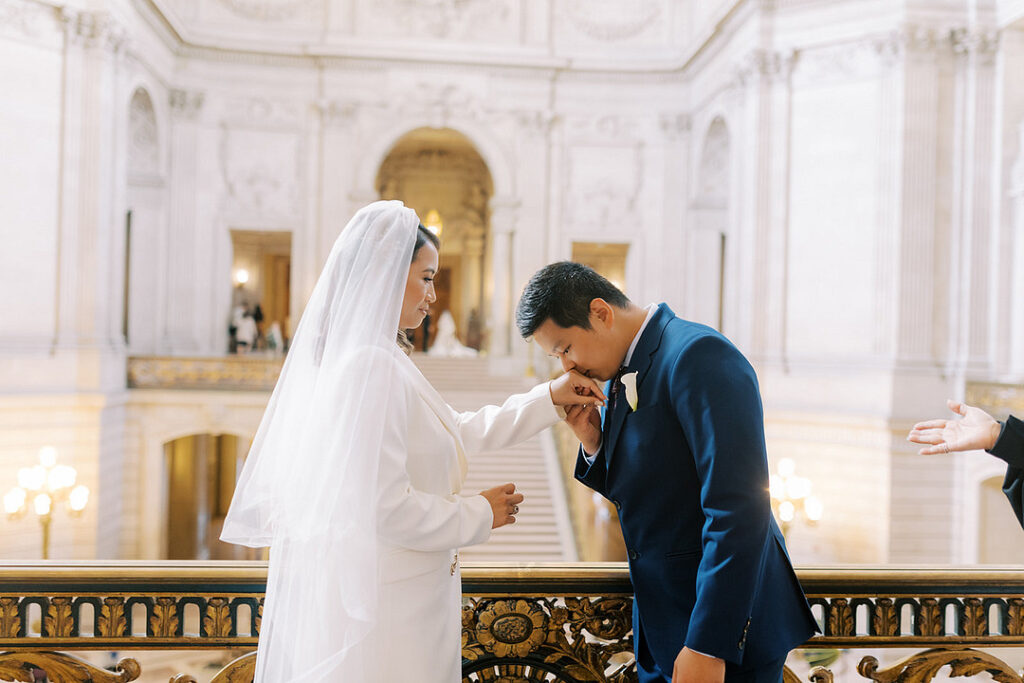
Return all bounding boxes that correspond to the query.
[574,445,608,496]
[986,415,1024,529]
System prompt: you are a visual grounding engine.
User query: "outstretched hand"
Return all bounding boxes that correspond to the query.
[908,399,1001,455]
[549,370,606,408]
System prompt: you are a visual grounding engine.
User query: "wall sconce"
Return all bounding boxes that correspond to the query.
[424,209,443,237]
[234,268,250,286]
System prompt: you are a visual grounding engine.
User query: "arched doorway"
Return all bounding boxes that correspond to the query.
[163,433,257,560]
[376,128,493,353]
[689,117,731,332]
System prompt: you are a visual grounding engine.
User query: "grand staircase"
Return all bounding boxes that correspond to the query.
[411,355,576,562]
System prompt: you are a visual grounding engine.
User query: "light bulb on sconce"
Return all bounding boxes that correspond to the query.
[424,209,443,237]
[234,268,250,286]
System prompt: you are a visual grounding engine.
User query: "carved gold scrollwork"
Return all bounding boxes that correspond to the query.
[783,666,801,683]
[209,651,257,682]
[0,651,140,682]
[827,598,854,636]
[873,598,898,637]
[0,598,20,638]
[859,649,1023,683]
[961,599,986,636]
[917,598,942,636]
[151,597,179,637]
[204,598,233,638]
[463,597,634,682]
[45,597,75,637]
[476,599,547,658]
[809,666,835,683]
[100,597,127,637]
[1008,598,1024,636]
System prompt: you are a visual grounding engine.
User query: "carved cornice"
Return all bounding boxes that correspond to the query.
[0,0,58,41]
[950,27,1001,59]
[514,110,558,138]
[60,9,128,53]
[315,99,358,129]
[215,0,318,22]
[659,112,692,141]
[562,0,661,41]
[168,88,205,121]
[734,48,798,87]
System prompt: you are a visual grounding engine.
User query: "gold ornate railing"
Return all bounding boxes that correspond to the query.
[127,357,282,391]
[0,562,1023,682]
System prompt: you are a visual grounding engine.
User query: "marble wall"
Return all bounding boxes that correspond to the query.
[1,0,1023,562]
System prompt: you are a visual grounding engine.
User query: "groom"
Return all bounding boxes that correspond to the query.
[516,262,817,683]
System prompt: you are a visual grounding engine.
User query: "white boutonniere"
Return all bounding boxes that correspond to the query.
[621,371,639,411]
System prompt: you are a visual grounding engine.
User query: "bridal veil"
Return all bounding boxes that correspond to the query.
[221,200,419,681]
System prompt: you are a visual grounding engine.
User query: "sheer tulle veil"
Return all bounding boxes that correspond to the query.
[221,200,419,681]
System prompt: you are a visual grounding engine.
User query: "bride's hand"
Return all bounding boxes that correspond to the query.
[549,370,606,407]
[480,483,524,529]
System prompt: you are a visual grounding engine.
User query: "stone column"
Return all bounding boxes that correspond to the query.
[1010,121,1024,377]
[489,199,519,356]
[165,88,204,353]
[54,10,127,383]
[948,29,1000,375]
[733,49,796,364]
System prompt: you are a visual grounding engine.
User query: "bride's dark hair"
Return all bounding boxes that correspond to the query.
[397,223,441,354]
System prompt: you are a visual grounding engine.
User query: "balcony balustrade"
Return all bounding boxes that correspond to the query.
[0,562,1022,682]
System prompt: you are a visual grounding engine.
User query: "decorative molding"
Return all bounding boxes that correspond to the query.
[316,99,359,129]
[375,0,513,41]
[0,0,57,41]
[60,9,127,53]
[168,89,205,121]
[734,48,798,87]
[659,112,692,141]
[215,0,318,22]
[950,27,1001,59]
[219,96,304,129]
[127,356,283,391]
[515,110,558,138]
[562,0,661,41]
[396,82,485,129]
[564,141,644,236]
[219,125,303,219]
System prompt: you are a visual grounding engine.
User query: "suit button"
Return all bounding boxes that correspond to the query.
[613,500,622,511]
[628,549,639,560]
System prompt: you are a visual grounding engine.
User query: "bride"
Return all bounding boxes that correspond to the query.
[221,201,604,682]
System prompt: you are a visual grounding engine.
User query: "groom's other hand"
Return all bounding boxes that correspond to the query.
[480,483,524,529]
[549,370,606,407]
[564,402,602,455]
[672,647,725,683]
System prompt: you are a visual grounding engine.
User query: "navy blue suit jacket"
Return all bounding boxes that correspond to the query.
[988,415,1024,528]
[575,304,817,673]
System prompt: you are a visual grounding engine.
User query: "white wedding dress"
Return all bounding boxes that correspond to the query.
[220,201,559,682]
[350,349,557,681]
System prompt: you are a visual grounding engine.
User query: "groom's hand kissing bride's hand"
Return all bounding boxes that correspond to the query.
[549,370,606,408]
[565,402,602,455]
[480,483,524,529]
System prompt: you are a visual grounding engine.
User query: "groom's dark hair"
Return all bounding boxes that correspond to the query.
[516,261,630,337]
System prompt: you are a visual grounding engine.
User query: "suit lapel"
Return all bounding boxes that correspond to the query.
[602,304,672,469]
